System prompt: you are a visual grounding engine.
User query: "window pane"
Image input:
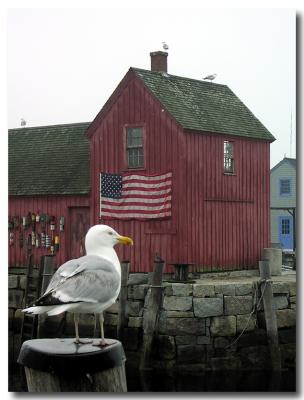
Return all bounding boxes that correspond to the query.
[127,127,143,147]
[280,179,291,195]
[223,141,234,173]
[281,219,290,234]
[126,127,144,168]
[224,141,233,157]
[127,147,144,168]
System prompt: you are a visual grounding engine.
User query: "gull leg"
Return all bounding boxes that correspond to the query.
[100,313,105,344]
[93,313,111,347]
[74,313,80,343]
[93,313,98,338]
[73,313,93,345]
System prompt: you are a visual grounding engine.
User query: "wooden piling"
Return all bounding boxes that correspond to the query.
[18,338,127,392]
[117,261,130,341]
[37,255,55,338]
[41,255,55,293]
[259,260,282,372]
[140,255,164,370]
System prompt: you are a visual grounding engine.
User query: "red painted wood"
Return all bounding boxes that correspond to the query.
[88,71,271,273]
[68,206,90,260]
[8,195,89,268]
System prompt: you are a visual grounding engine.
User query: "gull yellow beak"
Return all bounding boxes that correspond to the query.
[117,235,134,246]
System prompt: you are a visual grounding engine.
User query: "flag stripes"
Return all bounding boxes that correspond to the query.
[100,171,172,220]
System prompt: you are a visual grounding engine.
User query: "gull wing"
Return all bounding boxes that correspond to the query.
[35,255,120,306]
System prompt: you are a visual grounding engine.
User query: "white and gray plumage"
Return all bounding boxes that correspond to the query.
[203,73,217,81]
[162,41,169,51]
[22,224,133,346]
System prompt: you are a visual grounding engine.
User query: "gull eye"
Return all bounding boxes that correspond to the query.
[108,231,113,236]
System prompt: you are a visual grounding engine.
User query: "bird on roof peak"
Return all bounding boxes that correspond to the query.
[162,41,169,51]
[20,118,26,127]
[203,73,217,82]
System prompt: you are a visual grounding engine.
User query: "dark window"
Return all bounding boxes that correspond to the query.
[280,179,291,196]
[126,127,144,168]
[224,141,234,173]
[281,218,290,234]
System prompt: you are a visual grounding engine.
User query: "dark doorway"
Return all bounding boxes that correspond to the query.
[68,207,90,259]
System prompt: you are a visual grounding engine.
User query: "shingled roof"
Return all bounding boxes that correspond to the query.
[9,122,90,196]
[133,68,275,141]
[271,157,296,173]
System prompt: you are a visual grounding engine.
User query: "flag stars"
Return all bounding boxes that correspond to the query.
[101,173,123,199]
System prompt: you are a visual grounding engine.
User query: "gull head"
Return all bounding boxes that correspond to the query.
[85,224,133,254]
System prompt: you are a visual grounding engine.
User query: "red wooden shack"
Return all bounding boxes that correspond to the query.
[8,51,275,273]
[86,51,275,273]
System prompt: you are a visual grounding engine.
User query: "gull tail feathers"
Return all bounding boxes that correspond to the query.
[22,304,72,316]
[22,306,54,314]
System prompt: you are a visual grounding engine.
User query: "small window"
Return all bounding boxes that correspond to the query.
[224,141,234,173]
[280,179,291,196]
[281,218,290,234]
[126,127,144,168]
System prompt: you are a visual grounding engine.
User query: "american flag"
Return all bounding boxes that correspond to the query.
[100,172,172,220]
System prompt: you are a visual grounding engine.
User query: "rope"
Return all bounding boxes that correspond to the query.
[225,278,270,349]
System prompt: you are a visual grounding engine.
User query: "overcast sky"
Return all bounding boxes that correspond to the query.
[7,7,295,167]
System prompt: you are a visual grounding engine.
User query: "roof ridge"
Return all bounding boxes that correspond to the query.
[131,67,228,88]
[132,66,275,142]
[8,121,91,132]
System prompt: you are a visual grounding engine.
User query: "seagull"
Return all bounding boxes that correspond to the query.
[203,73,217,82]
[20,118,26,127]
[22,224,133,347]
[162,41,169,51]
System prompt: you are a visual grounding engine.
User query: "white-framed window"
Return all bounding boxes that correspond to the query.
[126,127,144,169]
[223,140,234,173]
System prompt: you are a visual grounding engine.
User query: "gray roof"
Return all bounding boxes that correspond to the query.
[9,122,90,196]
[133,68,275,141]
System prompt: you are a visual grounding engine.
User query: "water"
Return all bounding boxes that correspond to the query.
[126,368,296,392]
[9,363,296,392]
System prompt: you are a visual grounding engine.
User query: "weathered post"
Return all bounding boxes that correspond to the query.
[262,248,282,276]
[41,255,55,293]
[140,255,164,370]
[37,255,55,338]
[18,339,127,392]
[259,260,282,372]
[117,261,130,341]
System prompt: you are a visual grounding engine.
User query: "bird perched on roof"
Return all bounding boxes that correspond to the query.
[203,73,217,82]
[162,41,169,51]
[22,224,133,347]
[20,118,26,127]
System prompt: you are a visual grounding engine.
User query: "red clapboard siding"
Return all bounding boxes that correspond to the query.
[89,71,271,273]
[9,195,89,268]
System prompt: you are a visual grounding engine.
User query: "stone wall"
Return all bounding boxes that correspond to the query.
[9,270,28,363]
[106,275,296,372]
[9,271,296,372]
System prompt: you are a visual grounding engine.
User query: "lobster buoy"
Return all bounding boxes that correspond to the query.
[50,216,56,231]
[59,216,64,232]
[45,234,51,249]
[54,235,60,252]
[31,232,36,246]
[36,233,40,248]
[41,232,46,248]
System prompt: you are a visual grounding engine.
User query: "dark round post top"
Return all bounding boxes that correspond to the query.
[18,339,126,376]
